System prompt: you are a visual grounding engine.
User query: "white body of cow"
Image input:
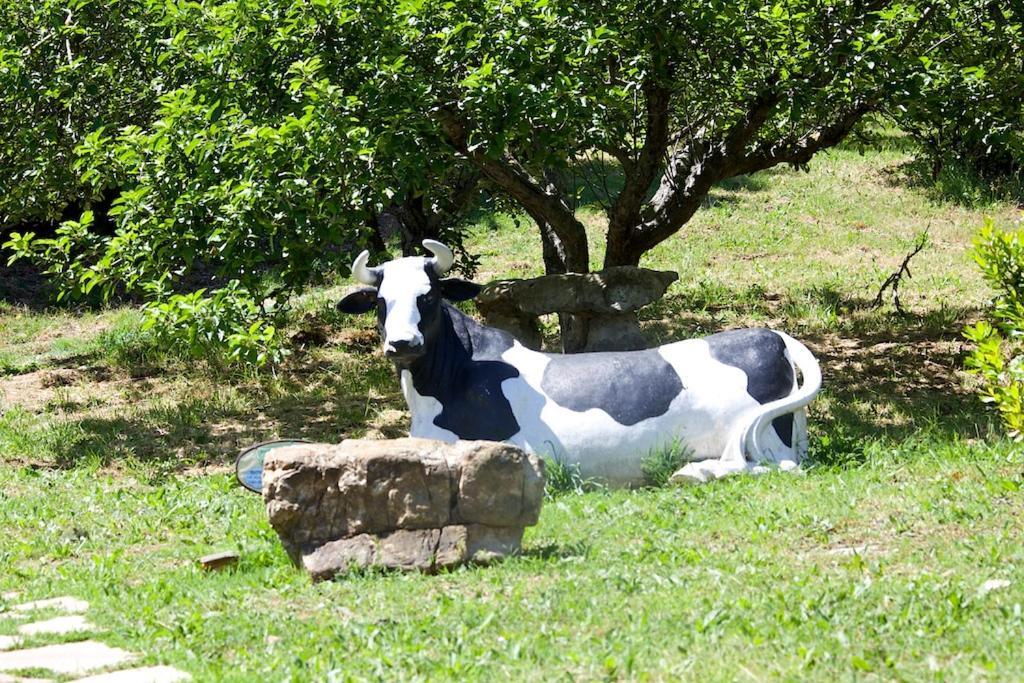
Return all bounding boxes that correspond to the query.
[402,334,819,486]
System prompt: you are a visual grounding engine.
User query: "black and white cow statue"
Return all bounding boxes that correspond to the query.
[338,241,822,486]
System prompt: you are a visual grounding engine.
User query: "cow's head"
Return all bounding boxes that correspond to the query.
[336,240,480,366]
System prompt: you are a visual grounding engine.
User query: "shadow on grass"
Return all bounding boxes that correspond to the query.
[520,541,591,561]
[884,157,1024,208]
[15,284,994,475]
[23,347,405,471]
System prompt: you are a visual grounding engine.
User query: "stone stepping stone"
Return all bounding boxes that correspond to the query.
[0,593,19,602]
[71,666,191,682]
[9,598,89,617]
[18,616,95,637]
[0,641,133,676]
[0,638,19,653]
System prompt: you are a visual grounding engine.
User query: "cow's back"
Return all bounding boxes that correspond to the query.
[493,330,795,483]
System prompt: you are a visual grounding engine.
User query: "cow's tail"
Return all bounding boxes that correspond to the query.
[741,331,822,464]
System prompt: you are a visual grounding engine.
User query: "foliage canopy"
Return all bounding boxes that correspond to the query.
[2,0,1019,360]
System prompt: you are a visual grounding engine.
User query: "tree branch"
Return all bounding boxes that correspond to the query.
[737,102,873,175]
[435,107,590,272]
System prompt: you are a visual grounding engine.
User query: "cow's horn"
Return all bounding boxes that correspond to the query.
[423,240,454,276]
[351,250,380,286]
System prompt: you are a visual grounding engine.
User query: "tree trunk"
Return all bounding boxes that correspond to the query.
[533,211,591,353]
[394,194,435,256]
[602,229,645,268]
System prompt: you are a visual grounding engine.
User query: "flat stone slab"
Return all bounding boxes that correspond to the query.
[198,551,239,571]
[18,616,94,636]
[0,593,19,602]
[71,666,191,682]
[10,597,89,615]
[0,641,133,675]
[0,637,19,652]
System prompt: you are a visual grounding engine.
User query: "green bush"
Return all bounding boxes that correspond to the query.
[964,220,1024,439]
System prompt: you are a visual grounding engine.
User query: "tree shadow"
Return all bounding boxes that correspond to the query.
[19,282,993,476]
[519,540,591,562]
[884,157,1024,208]
[30,343,407,471]
[0,261,59,310]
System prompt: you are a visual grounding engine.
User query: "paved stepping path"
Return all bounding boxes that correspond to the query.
[0,596,190,681]
[18,616,94,637]
[0,641,134,676]
[7,597,89,619]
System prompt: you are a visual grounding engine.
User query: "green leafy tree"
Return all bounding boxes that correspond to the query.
[0,0,159,228]
[383,0,942,273]
[3,0,1013,358]
[891,3,1023,185]
[5,1,397,363]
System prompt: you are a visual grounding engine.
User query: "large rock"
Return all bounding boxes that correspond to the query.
[477,266,678,352]
[263,439,544,579]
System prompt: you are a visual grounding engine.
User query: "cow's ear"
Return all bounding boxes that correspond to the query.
[439,278,481,302]
[337,287,378,314]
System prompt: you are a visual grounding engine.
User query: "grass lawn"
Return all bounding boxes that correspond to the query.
[2,144,1023,680]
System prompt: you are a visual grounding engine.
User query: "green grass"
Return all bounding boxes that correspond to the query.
[2,143,1023,680]
[2,437,1023,680]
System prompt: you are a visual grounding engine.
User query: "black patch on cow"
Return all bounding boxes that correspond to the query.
[337,287,377,314]
[439,278,482,302]
[406,301,522,440]
[540,349,684,426]
[705,328,795,445]
[772,412,794,448]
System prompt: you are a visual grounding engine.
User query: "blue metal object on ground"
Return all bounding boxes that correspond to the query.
[235,440,310,493]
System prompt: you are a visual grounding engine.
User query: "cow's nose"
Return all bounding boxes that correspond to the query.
[384,339,424,363]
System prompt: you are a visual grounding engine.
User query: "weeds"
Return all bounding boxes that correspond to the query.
[640,438,692,487]
[544,456,603,497]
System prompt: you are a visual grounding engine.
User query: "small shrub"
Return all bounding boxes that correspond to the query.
[641,439,691,488]
[964,220,1024,439]
[141,281,288,369]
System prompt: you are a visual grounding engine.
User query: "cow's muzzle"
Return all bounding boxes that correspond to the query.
[384,339,424,365]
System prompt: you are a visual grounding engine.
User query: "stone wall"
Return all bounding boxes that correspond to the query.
[263,438,545,580]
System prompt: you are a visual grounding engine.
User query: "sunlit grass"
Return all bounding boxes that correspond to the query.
[1,145,1023,679]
